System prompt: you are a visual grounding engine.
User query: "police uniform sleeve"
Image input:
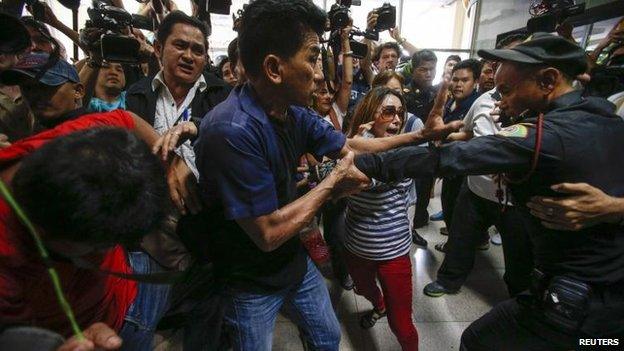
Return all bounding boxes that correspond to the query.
[355,123,563,182]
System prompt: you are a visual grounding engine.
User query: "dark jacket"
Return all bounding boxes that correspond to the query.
[125,72,231,126]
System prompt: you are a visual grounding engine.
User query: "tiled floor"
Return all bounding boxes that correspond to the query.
[273,186,510,351]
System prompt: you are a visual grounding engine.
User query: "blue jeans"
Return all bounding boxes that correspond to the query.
[118,252,171,351]
[223,256,341,351]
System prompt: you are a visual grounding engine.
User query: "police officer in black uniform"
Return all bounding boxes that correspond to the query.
[354,33,624,350]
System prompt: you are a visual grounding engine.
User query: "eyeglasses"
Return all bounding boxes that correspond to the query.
[378,105,405,122]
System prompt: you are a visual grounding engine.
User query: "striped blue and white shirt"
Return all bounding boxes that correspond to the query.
[345,178,413,261]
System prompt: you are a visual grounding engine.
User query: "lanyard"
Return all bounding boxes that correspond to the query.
[172,107,190,127]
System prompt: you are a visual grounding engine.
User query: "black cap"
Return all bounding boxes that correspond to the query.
[477,32,588,77]
[0,12,31,54]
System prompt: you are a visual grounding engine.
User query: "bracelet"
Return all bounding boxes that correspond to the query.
[343,51,354,57]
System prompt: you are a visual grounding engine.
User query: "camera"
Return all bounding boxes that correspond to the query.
[327,0,362,31]
[328,3,350,31]
[81,1,155,64]
[374,3,396,32]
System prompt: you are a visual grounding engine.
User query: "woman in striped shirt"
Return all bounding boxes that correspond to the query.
[345,87,419,350]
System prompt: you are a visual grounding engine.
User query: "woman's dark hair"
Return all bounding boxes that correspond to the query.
[452,59,482,81]
[156,10,208,48]
[348,87,406,138]
[238,0,327,79]
[13,128,168,246]
[372,70,405,89]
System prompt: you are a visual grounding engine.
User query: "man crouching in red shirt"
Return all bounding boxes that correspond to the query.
[0,54,174,350]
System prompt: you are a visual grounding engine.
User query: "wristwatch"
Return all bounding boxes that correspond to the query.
[397,37,406,45]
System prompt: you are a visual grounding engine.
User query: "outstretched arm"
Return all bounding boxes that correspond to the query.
[342,78,462,156]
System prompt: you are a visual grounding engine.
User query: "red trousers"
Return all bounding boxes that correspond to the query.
[344,250,419,351]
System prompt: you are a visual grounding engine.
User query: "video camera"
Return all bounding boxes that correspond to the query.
[527,0,585,33]
[81,1,155,64]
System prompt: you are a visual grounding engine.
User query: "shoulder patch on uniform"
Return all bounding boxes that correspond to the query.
[497,124,529,138]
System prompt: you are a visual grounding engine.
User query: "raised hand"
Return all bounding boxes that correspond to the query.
[421,78,463,141]
[527,183,624,231]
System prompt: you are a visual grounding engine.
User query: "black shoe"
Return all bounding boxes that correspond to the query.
[423,281,459,297]
[340,274,354,291]
[434,242,447,253]
[359,308,387,329]
[412,230,428,247]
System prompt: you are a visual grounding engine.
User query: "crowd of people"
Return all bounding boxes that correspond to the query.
[0,0,623,350]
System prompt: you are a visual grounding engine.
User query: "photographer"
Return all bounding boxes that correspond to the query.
[361,9,416,85]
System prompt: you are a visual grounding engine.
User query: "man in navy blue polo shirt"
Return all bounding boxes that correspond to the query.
[153,1,460,350]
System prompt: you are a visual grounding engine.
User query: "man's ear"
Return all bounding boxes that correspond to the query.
[263,54,283,85]
[154,40,163,61]
[537,67,559,94]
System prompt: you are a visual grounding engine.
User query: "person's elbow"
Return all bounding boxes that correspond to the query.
[255,227,290,252]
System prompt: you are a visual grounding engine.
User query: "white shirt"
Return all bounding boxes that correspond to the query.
[462,88,513,205]
[152,72,206,178]
[322,102,346,130]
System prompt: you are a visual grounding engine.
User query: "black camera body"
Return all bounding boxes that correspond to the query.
[86,5,133,32]
[374,3,396,32]
[328,4,351,31]
[82,2,155,64]
[527,0,585,33]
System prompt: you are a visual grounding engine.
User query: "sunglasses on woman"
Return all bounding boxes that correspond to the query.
[378,105,405,122]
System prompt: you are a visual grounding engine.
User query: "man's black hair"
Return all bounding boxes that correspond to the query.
[411,49,437,70]
[445,54,461,64]
[227,38,239,70]
[373,42,401,62]
[13,128,168,246]
[238,0,327,79]
[496,32,529,49]
[156,10,209,48]
[452,59,482,81]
